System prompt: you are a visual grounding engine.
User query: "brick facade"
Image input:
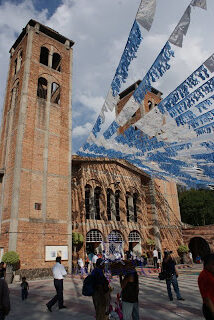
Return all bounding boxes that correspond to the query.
[72,156,183,262]
[0,20,73,271]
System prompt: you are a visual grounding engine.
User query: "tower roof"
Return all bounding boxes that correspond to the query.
[10,19,74,53]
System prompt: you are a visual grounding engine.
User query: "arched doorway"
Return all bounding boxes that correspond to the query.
[86,229,103,255]
[128,231,142,257]
[189,237,210,261]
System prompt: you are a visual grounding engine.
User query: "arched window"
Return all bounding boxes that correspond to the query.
[85,184,92,219]
[94,187,101,220]
[126,192,130,222]
[115,190,120,221]
[107,189,112,221]
[133,193,138,223]
[148,100,153,111]
[128,231,141,243]
[14,58,17,75]
[51,82,60,104]
[52,52,61,72]
[14,50,23,75]
[108,230,123,243]
[86,230,103,242]
[37,77,47,100]
[10,81,19,109]
[40,46,49,66]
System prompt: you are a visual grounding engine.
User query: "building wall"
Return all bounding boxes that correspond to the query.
[0,21,73,271]
[72,157,183,262]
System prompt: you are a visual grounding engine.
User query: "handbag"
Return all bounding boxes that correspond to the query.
[158,271,166,280]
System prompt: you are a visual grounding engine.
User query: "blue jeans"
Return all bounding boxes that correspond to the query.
[22,289,28,300]
[166,274,181,300]
[122,301,139,320]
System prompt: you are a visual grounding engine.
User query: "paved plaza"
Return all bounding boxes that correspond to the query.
[7,265,204,320]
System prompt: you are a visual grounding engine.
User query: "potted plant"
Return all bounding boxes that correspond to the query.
[177,245,189,264]
[72,232,84,271]
[2,251,20,283]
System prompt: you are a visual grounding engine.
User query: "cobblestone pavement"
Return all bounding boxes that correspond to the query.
[7,265,204,320]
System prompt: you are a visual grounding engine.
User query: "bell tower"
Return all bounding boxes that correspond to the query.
[0,20,74,272]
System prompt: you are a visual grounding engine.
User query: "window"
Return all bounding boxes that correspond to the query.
[94,187,101,220]
[14,58,17,76]
[126,192,130,222]
[108,230,123,243]
[10,81,19,109]
[40,46,49,66]
[37,77,47,100]
[35,203,42,210]
[128,231,141,242]
[107,189,112,221]
[133,193,138,223]
[148,100,153,111]
[14,50,23,75]
[86,230,102,242]
[51,82,60,104]
[115,190,120,221]
[85,184,91,219]
[52,52,61,72]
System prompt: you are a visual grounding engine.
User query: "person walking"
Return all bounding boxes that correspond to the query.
[0,278,10,320]
[162,252,185,301]
[120,270,139,320]
[77,257,85,279]
[91,258,110,320]
[198,253,214,320]
[189,251,193,265]
[0,263,6,280]
[157,249,162,269]
[153,248,158,268]
[46,257,67,312]
[21,277,29,301]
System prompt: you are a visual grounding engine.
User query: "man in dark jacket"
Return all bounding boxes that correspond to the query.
[91,258,109,320]
[0,279,10,320]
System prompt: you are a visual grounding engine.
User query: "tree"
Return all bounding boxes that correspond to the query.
[72,232,84,253]
[178,187,214,226]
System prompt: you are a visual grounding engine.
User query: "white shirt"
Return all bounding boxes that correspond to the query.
[78,258,84,268]
[153,250,158,258]
[53,262,67,280]
[92,255,98,264]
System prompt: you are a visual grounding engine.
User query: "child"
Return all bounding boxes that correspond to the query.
[21,277,29,300]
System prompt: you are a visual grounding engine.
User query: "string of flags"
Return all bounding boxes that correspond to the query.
[78,0,214,189]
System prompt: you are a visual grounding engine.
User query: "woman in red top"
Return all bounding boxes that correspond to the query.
[198,254,214,320]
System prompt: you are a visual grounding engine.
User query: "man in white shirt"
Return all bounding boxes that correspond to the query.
[46,257,67,312]
[153,248,158,268]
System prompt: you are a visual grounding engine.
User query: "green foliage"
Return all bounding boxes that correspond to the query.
[178,187,214,226]
[2,251,19,265]
[146,239,155,246]
[177,245,189,254]
[72,232,84,246]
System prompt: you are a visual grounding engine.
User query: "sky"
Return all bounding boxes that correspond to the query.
[0,0,214,153]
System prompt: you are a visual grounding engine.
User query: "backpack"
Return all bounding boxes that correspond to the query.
[82,274,95,296]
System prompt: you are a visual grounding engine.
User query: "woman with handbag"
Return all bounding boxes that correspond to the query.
[162,252,185,301]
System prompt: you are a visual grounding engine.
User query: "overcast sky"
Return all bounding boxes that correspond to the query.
[0,0,213,153]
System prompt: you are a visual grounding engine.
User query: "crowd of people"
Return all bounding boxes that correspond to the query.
[0,251,214,320]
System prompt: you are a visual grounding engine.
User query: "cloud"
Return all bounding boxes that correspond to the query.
[73,122,92,137]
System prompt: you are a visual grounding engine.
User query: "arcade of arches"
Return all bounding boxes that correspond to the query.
[182,225,214,261]
[72,156,183,261]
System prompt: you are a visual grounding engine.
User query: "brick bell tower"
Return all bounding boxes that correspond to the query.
[0,20,74,273]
